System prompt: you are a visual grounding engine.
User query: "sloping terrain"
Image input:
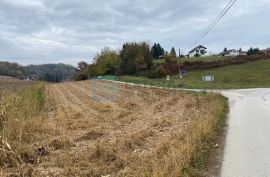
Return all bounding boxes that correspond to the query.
[121,58,270,89]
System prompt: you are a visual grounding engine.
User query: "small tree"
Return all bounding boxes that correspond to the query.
[120,42,153,75]
[151,43,165,59]
[90,47,120,76]
[223,47,228,53]
[170,47,177,58]
[239,48,242,52]
[74,61,90,81]
[77,61,89,71]
[222,47,228,56]
[164,53,177,64]
[151,43,158,59]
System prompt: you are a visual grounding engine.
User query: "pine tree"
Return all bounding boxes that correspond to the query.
[157,43,162,58]
[151,43,158,59]
[151,43,165,59]
[223,47,228,53]
[248,47,253,55]
[170,47,177,58]
[239,48,242,52]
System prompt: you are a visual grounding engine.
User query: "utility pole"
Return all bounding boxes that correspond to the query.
[178,49,182,79]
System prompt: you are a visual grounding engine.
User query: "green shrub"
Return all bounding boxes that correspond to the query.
[74,71,88,81]
[147,66,165,78]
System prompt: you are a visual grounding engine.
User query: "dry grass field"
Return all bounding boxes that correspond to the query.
[0,80,227,177]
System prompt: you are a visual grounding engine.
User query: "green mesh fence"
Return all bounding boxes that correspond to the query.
[96,75,119,81]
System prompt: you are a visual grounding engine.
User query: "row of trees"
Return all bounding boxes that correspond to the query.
[75,43,269,80]
[74,42,187,80]
[151,43,164,59]
[24,64,75,82]
[88,42,153,76]
[75,42,181,80]
[0,62,24,77]
[150,43,178,59]
[247,47,260,55]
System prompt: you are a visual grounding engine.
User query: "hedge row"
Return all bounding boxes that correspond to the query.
[164,54,270,75]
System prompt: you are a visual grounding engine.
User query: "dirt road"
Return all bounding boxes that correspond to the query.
[221,89,270,177]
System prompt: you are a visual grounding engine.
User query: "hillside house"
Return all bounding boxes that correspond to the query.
[225,49,240,57]
[188,45,207,57]
[22,76,38,81]
[260,48,270,54]
[239,51,248,56]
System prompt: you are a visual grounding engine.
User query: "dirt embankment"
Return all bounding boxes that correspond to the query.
[164,53,270,75]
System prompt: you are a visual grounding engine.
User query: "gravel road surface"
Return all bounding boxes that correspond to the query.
[221,88,270,177]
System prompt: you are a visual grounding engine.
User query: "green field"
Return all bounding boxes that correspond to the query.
[153,56,226,64]
[120,59,270,89]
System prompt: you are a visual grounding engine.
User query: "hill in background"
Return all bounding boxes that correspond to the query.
[0,61,75,82]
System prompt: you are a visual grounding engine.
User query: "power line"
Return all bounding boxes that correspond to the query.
[188,0,237,51]
[190,0,234,47]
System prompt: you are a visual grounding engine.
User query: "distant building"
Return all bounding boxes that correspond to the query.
[239,51,248,56]
[259,48,270,54]
[225,49,240,57]
[22,76,38,81]
[221,49,248,57]
[188,45,207,57]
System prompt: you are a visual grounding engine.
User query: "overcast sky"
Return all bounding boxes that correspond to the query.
[0,0,269,66]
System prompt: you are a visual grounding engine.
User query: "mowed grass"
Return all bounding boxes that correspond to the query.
[153,56,226,64]
[120,59,270,89]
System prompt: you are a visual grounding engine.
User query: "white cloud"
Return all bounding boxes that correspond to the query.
[2,0,44,8]
[0,0,269,65]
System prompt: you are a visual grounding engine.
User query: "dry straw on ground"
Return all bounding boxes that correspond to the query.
[0,80,227,177]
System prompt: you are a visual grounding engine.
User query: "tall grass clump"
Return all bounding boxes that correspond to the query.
[0,83,46,175]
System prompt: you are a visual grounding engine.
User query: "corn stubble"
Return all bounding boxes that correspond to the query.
[0,80,227,177]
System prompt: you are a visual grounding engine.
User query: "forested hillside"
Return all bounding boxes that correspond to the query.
[0,61,24,77]
[0,61,75,82]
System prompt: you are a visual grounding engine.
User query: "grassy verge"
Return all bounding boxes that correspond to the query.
[121,59,270,89]
[0,83,48,176]
[182,94,228,176]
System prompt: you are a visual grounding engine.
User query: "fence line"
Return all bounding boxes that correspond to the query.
[91,79,180,103]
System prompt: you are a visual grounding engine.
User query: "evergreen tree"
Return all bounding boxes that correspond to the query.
[170,47,177,58]
[223,47,228,53]
[151,43,165,59]
[156,43,162,57]
[248,47,253,55]
[161,48,165,56]
[151,43,158,59]
[239,48,242,52]
[253,48,260,54]
[247,47,260,55]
